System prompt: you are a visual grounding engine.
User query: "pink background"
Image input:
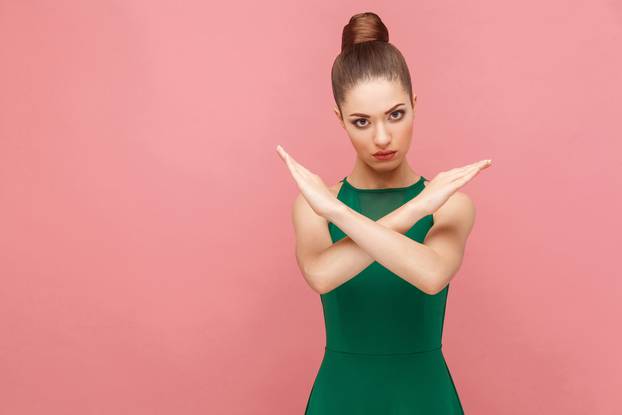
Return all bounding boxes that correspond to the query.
[1,1,621,414]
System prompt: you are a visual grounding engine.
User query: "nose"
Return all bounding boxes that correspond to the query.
[373,123,391,147]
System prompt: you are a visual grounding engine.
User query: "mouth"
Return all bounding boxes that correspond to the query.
[372,151,397,161]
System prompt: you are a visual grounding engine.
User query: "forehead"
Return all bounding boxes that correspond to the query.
[342,78,408,114]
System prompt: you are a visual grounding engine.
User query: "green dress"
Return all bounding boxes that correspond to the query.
[304,175,464,414]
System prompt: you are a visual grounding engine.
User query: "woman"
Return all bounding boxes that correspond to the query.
[277,12,491,414]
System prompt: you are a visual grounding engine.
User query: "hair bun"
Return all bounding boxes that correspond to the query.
[341,12,389,53]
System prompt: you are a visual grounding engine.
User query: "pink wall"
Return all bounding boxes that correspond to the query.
[1,1,620,413]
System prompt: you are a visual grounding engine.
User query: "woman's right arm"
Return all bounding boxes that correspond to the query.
[292,190,429,295]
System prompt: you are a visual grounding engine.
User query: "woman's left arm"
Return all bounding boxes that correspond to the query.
[326,191,475,294]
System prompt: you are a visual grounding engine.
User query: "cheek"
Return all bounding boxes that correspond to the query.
[394,124,413,149]
[396,118,413,132]
[346,127,368,145]
[349,135,373,157]
[350,137,367,154]
[395,122,413,139]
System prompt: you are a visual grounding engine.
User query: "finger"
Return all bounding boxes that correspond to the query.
[459,159,490,172]
[467,159,491,174]
[284,155,304,186]
[449,164,481,185]
[286,154,311,188]
[457,159,489,173]
[441,160,480,177]
[293,159,314,178]
[454,164,482,186]
[281,149,314,181]
[447,159,490,180]
[277,146,316,189]
[279,147,300,178]
[463,163,484,178]
[279,147,302,172]
[279,146,299,172]
[276,145,291,165]
[285,152,305,178]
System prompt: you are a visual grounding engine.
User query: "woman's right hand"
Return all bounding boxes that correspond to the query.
[416,159,492,215]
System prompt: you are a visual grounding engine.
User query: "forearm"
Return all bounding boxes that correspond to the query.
[308,198,435,294]
[320,202,441,294]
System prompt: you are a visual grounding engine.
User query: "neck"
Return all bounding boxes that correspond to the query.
[348,160,419,189]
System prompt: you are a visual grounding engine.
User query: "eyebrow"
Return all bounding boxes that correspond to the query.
[348,103,406,118]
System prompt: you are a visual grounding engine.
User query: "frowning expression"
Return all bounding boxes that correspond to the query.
[334,78,416,168]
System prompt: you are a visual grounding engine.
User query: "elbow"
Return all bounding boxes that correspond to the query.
[309,277,330,295]
[314,285,329,295]
[310,270,334,295]
[421,285,440,296]
[303,266,330,295]
[422,271,448,295]
[425,284,446,296]
[309,271,337,295]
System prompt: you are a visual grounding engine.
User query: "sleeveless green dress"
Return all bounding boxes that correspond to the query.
[304,175,464,414]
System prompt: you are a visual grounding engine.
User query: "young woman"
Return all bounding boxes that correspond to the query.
[277,12,491,414]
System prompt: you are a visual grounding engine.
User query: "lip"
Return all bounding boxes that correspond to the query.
[373,151,397,161]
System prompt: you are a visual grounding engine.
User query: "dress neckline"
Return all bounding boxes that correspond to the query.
[342,175,425,193]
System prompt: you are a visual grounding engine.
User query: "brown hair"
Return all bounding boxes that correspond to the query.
[331,12,414,117]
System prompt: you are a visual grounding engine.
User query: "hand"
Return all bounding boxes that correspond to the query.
[417,159,492,215]
[276,144,342,219]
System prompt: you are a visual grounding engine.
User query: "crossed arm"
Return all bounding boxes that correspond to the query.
[293,187,476,295]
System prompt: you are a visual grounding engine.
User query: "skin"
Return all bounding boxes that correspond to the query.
[276,78,492,295]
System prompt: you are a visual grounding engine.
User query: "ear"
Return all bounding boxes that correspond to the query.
[411,95,417,117]
[333,106,345,129]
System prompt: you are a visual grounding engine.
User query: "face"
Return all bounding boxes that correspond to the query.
[334,78,416,171]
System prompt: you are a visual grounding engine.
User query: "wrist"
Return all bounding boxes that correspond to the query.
[325,200,350,224]
[407,198,432,219]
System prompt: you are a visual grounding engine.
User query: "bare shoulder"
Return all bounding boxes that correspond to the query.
[433,191,476,231]
[328,179,344,197]
[445,191,475,211]
[422,179,475,220]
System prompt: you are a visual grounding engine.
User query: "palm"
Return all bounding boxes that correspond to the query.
[276,145,340,218]
[418,159,492,214]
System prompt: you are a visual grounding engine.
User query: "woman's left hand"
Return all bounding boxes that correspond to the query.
[276,144,342,219]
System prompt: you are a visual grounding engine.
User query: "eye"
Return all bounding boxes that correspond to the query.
[351,110,405,128]
[390,110,405,120]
